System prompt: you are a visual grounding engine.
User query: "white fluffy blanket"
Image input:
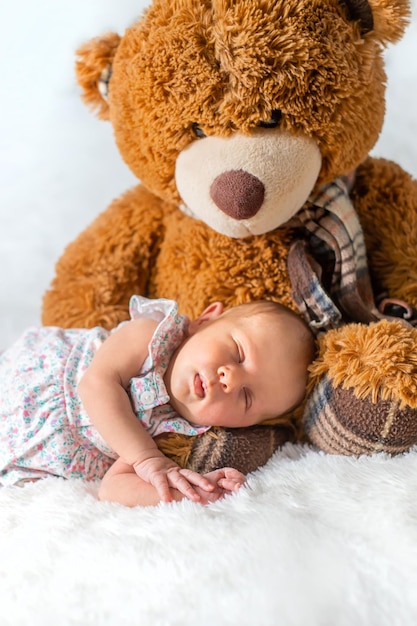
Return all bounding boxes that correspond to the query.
[2,444,417,625]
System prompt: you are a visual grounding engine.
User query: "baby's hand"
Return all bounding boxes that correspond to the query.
[186,467,246,505]
[133,453,215,503]
[206,467,246,493]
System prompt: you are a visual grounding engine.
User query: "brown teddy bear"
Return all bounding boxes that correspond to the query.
[42,0,417,471]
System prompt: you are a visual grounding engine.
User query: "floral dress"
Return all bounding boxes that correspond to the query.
[0,296,209,486]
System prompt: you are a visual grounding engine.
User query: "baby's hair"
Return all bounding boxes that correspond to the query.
[224,299,303,320]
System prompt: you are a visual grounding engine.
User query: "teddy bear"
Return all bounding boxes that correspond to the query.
[42,0,417,472]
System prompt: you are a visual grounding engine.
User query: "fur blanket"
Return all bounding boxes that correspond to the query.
[2,444,417,625]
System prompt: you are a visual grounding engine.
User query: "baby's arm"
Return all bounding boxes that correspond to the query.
[78,318,213,502]
[99,458,246,507]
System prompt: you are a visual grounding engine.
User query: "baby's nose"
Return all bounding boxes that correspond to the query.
[218,365,238,392]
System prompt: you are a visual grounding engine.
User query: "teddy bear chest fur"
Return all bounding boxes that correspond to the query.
[151,209,297,320]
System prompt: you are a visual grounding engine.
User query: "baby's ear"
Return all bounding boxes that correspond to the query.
[188,302,224,334]
[75,32,121,120]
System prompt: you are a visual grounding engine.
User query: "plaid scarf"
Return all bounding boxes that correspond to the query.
[289,176,417,456]
[287,174,417,335]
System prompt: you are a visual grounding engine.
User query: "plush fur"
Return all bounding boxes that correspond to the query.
[42,0,417,470]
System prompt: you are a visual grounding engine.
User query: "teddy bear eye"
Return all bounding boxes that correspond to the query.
[192,123,207,139]
[259,109,282,129]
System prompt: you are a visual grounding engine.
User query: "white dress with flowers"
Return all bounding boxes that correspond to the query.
[0,296,209,486]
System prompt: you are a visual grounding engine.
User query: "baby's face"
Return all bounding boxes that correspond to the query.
[164,311,309,428]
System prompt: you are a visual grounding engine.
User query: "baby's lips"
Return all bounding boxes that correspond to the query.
[193,373,205,398]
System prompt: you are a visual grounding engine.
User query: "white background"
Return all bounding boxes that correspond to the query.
[0,0,416,348]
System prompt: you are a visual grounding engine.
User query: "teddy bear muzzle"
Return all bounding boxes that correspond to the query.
[175,129,322,238]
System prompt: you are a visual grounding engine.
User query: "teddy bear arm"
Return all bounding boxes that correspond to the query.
[42,185,166,329]
[155,423,297,475]
[353,157,417,307]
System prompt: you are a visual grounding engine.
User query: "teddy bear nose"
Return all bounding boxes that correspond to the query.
[210,170,265,220]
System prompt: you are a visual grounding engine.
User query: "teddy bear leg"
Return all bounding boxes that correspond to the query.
[304,319,417,456]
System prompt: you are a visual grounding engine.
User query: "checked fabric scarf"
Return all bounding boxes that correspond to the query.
[287,173,417,336]
[288,175,417,457]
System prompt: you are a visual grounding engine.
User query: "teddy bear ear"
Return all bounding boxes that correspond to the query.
[75,33,121,120]
[340,0,410,44]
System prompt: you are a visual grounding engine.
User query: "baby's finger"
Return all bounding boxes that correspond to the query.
[221,468,246,483]
[151,474,173,503]
[217,478,243,492]
[179,468,215,492]
[167,471,201,502]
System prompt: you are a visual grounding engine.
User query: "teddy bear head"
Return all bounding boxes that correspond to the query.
[75,0,410,238]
